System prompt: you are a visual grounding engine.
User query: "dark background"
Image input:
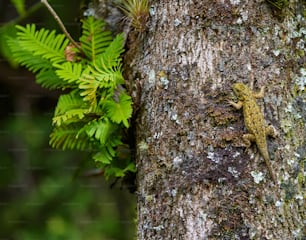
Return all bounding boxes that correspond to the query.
[0,0,135,239]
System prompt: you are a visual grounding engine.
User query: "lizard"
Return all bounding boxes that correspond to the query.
[228,83,277,184]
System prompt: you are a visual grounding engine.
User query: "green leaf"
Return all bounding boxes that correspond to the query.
[7,37,53,73]
[103,162,136,178]
[54,62,84,84]
[79,68,100,108]
[36,69,70,89]
[80,16,113,60]
[49,124,92,151]
[84,118,119,145]
[93,146,115,164]
[15,24,69,64]
[95,33,125,70]
[53,91,89,126]
[105,92,132,128]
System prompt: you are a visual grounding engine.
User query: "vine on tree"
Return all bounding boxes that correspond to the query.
[7,16,135,179]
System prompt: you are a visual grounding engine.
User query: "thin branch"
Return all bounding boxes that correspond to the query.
[41,0,82,52]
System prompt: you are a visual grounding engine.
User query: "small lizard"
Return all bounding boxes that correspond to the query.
[228,83,277,183]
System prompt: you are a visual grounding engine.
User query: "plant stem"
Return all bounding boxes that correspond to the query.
[41,0,82,52]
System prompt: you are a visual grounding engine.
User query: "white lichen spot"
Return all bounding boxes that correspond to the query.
[295,68,306,91]
[275,200,283,207]
[170,111,181,125]
[228,167,240,178]
[287,158,295,166]
[246,62,252,71]
[207,150,221,164]
[272,49,281,56]
[294,152,301,158]
[160,76,169,89]
[236,17,243,24]
[241,10,248,21]
[230,0,240,5]
[151,225,164,231]
[153,131,162,139]
[292,229,301,238]
[295,194,303,200]
[171,188,177,197]
[283,172,290,181]
[284,102,293,113]
[171,112,177,121]
[284,144,291,151]
[149,6,156,16]
[148,69,156,86]
[173,156,183,167]
[174,18,182,27]
[207,151,215,160]
[233,151,241,158]
[251,171,264,184]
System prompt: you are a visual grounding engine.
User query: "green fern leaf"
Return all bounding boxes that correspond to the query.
[79,68,100,108]
[93,33,125,87]
[84,118,120,145]
[54,62,84,84]
[93,64,124,88]
[95,33,125,70]
[7,37,52,73]
[79,16,113,61]
[105,92,132,128]
[36,69,70,89]
[93,146,116,164]
[49,123,92,151]
[93,137,122,167]
[53,91,89,126]
[15,24,69,64]
[103,162,136,178]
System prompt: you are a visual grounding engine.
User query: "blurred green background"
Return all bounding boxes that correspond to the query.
[0,0,136,239]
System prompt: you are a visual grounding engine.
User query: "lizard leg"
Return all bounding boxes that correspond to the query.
[228,100,243,110]
[265,125,278,138]
[253,86,265,99]
[242,133,256,148]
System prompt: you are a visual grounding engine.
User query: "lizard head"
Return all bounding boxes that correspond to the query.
[232,83,251,100]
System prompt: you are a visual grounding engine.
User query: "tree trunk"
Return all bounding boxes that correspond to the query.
[125,1,305,239]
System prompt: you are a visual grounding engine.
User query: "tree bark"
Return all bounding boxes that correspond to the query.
[125,0,305,239]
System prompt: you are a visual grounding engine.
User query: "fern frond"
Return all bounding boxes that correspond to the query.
[105,92,132,128]
[49,123,92,151]
[53,91,89,126]
[93,146,116,164]
[36,68,71,89]
[79,69,99,108]
[94,67,124,88]
[103,162,136,178]
[93,136,123,166]
[90,34,125,88]
[95,33,125,70]
[83,118,120,145]
[15,24,69,64]
[7,37,52,73]
[54,62,84,84]
[79,16,113,61]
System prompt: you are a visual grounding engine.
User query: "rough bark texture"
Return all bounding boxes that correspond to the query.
[125,0,305,239]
